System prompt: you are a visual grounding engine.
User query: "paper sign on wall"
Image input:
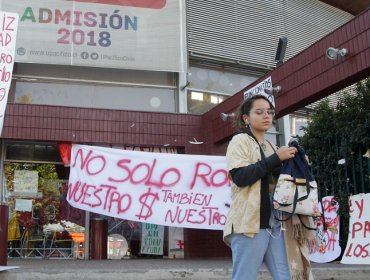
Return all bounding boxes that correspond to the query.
[140,223,164,255]
[15,199,33,212]
[14,170,39,193]
[341,193,370,264]
[168,227,184,259]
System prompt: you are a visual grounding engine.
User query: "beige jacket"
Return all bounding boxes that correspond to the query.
[223,133,262,244]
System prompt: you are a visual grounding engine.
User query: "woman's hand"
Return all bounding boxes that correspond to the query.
[276,146,297,161]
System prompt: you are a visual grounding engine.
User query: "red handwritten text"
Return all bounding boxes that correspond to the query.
[165,206,226,226]
[351,221,370,239]
[0,14,16,46]
[345,242,370,258]
[136,188,160,220]
[68,181,131,214]
[162,190,212,206]
[190,162,229,189]
[109,159,181,188]
[349,198,364,219]
[72,148,106,175]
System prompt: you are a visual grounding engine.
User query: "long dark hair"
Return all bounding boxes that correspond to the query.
[235,95,275,129]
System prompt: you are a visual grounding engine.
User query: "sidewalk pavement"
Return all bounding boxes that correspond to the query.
[1,258,370,280]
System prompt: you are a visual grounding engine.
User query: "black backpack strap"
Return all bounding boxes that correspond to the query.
[298,215,317,231]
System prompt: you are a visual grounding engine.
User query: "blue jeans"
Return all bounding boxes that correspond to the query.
[230,223,290,280]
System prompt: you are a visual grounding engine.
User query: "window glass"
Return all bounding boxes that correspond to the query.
[188,66,258,95]
[187,90,228,115]
[6,143,62,163]
[5,141,84,259]
[290,114,310,137]
[15,82,176,113]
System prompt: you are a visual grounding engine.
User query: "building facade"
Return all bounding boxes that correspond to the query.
[1,0,354,259]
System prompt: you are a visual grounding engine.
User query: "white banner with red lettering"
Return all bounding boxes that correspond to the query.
[309,196,341,263]
[68,144,230,230]
[341,193,370,264]
[0,11,18,135]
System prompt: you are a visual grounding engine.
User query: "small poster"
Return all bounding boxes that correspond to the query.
[14,170,38,193]
[15,199,32,212]
[309,196,341,263]
[168,227,184,259]
[140,223,164,255]
[107,234,129,259]
[243,76,275,106]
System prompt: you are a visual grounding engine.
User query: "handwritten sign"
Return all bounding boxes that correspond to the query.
[140,223,164,255]
[341,193,370,264]
[68,144,230,230]
[0,11,18,135]
[14,170,39,193]
[309,196,341,263]
[243,76,275,106]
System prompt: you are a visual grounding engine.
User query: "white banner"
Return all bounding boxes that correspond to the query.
[0,11,18,135]
[309,196,341,263]
[341,193,370,264]
[68,144,230,230]
[0,0,186,72]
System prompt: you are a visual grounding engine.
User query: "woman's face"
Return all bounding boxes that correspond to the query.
[243,98,274,132]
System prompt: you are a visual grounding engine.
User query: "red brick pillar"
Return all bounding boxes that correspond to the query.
[0,204,9,265]
[90,218,108,259]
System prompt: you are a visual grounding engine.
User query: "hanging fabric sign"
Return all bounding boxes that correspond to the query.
[0,11,18,135]
[67,144,230,230]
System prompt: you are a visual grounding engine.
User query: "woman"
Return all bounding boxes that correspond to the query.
[223,95,314,280]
